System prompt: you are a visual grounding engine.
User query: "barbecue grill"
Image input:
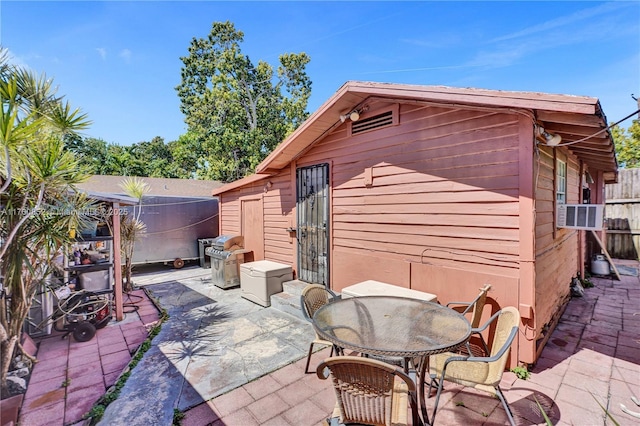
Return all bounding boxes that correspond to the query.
[205,235,246,288]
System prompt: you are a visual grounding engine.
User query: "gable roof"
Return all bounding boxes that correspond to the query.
[78,175,223,198]
[257,81,617,181]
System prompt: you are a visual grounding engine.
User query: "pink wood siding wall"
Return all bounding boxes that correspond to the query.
[219,167,297,266]
[298,102,524,316]
[217,102,570,365]
[534,145,582,356]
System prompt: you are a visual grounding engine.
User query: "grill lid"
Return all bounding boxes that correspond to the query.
[213,235,244,251]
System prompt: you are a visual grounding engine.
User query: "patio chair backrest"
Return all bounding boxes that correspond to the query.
[301,284,336,321]
[429,306,520,426]
[485,306,520,386]
[460,284,492,328]
[317,356,416,426]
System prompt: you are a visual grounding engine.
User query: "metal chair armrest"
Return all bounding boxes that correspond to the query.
[300,295,312,322]
[445,326,518,367]
[446,301,472,315]
[446,301,471,308]
[472,309,502,333]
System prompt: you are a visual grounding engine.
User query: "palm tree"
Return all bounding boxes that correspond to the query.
[118,177,149,292]
[0,48,93,396]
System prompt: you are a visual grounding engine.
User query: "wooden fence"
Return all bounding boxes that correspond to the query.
[605,168,640,260]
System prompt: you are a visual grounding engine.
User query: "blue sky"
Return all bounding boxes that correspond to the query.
[2,1,639,146]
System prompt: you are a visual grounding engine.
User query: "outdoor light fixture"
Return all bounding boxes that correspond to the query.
[340,107,366,123]
[535,125,562,146]
[340,110,360,123]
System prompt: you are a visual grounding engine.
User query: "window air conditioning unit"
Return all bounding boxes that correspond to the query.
[556,204,604,230]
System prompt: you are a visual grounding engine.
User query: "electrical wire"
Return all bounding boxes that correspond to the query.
[142,213,219,236]
[134,198,216,208]
[540,107,640,148]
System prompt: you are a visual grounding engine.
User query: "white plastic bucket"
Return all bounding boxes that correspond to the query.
[591,255,610,275]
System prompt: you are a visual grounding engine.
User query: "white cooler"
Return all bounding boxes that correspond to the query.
[240,260,293,307]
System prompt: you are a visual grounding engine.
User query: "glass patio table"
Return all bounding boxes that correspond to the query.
[313,295,471,426]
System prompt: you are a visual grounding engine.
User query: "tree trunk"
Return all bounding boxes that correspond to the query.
[123,258,133,293]
[0,329,18,398]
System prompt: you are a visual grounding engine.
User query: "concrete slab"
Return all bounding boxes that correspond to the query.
[97,269,315,425]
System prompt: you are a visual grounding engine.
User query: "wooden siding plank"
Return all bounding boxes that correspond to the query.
[332,221,518,241]
[334,229,519,255]
[305,120,520,168]
[303,110,518,158]
[332,146,519,183]
[335,173,520,194]
[334,212,519,228]
[333,201,519,216]
[335,163,520,186]
[333,189,519,204]
[332,242,519,270]
[334,174,519,196]
[330,144,520,180]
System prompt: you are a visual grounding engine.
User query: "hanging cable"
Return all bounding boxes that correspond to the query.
[541,107,640,147]
[142,214,219,236]
[135,198,216,208]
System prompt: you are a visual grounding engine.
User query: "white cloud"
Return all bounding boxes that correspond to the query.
[400,35,461,49]
[465,2,635,72]
[119,49,132,63]
[96,48,107,60]
[490,2,628,43]
[2,48,30,70]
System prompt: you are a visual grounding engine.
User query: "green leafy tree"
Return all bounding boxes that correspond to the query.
[176,21,311,182]
[0,49,94,396]
[167,131,205,179]
[64,136,111,174]
[103,144,146,176]
[129,136,173,177]
[612,120,640,168]
[68,135,201,179]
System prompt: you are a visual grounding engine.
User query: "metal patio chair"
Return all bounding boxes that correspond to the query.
[447,284,492,328]
[428,306,520,426]
[301,284,340,373]
[447,284,492,356]
[317,356,416,426]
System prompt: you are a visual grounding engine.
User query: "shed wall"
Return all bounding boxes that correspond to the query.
[219,167,296,265]
[295,103,527,326]
[534,145,582,355]
[218,102,542,364]
[220,104,526,297]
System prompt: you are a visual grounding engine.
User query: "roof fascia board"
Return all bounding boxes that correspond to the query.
[211,173,273,196]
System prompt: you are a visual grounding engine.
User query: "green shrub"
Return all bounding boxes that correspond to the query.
[511,365,531,380]
[173,409,185,425]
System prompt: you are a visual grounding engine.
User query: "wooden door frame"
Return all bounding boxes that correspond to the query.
[295,162,330,286]
[240,194,264,261]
